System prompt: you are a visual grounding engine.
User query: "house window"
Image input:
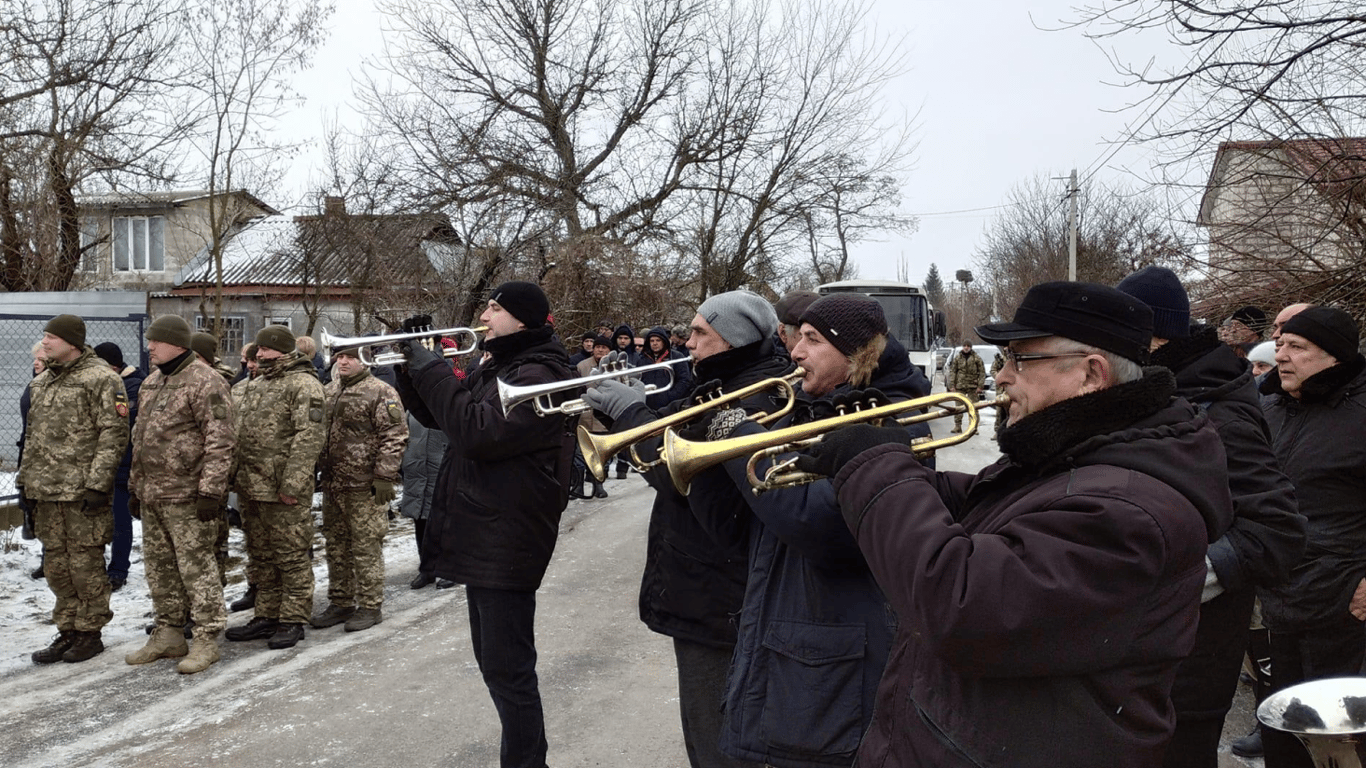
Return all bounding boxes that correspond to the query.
[112,215,165,272]
[267,317,293,331]
[196,316,246,358]
[79,219,100,272]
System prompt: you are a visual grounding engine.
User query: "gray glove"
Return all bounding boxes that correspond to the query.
[581,378,647,421]
[590,350,632,377]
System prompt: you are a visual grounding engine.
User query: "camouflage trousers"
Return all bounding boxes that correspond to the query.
[952,387,979,430]
[142,501,227,639]
[322,489,389,610]
[240,498,315,625]
[34,500,113,632]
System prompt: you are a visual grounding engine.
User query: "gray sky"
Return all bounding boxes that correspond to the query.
[282,0,1185,290]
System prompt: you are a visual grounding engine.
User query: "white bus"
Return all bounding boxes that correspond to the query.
[817,279,945,375]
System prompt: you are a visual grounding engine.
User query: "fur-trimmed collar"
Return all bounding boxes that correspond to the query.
[998,367,1177,469]
[1260,353,1366,404]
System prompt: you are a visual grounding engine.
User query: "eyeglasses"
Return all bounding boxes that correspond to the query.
[1002,347,1093,372]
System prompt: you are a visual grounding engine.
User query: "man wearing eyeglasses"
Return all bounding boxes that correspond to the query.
[795,281,1236,768]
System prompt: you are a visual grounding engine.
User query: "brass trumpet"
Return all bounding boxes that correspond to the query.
[497,357,693,417]
[577,369,806,482]
[663,392,1010,495]
[321,327,485,367]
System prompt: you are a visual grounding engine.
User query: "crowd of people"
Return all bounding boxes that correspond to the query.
[12,272,1366,768]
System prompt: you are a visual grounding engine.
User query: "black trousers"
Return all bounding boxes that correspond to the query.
[467,585,548,768]
[673,638,763,768]
[1163,588,1256,768]
[1263,613,1366,768]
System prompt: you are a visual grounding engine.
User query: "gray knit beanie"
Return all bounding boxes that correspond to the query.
[696,290,779,348]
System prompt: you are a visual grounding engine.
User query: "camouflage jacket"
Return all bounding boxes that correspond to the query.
[233,351,327,502]
[947,349,986,391]
[17,346,129,501]
[130,352,237,503]
[321,368,408,490]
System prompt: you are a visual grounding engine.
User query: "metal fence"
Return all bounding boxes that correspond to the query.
[0,313,150,502]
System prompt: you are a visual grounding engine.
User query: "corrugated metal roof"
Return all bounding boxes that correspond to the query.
[175,213,458,289]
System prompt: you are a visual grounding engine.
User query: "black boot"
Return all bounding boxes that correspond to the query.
[569,465,587,499]
[225,616,279,642]
[410,572,433,589]
[61,631,105,663]
[32,630,77,664]
[1231,726,1263,758]
[267,623,306,649]
[30,563,45,580]
[592,480,608,499]
[229,584,257,613]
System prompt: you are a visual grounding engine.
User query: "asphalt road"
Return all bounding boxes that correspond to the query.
[0,396,1268,767]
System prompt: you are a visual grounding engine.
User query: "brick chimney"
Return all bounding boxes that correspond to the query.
[323,195,346,215]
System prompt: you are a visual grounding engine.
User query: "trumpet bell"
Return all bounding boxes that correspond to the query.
[1258,677,1366,767]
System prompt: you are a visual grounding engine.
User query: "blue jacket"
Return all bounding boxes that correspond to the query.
[687,336,933,767]
[639,326,692,410]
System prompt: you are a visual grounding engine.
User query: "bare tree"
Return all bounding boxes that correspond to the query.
[178,0,332,332]
[0,0,186,291]
[974,174,1194,319]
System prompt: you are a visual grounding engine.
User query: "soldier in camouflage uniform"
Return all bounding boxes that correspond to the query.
[17,314,130,664]
[945,341,986,433]
[310,345,408,632]
[225,325,327,650]
[126,316,237,674]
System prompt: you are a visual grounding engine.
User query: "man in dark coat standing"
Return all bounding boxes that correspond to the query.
[582,289,791,768]
[1116,266,1305,768]
[1256,305,1366,768]
[395,281,575,768]
[94,341,145,592]
[797,282,1235,768]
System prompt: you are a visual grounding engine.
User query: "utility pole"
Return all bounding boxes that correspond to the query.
[1067,168,1078,281]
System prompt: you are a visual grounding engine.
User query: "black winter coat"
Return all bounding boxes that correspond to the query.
[1259,354,1366,630]
[835,368,1233,768]
[1151,326,1305,733]
[686,337,933,768]
[397,326,576,591]
[614,337,794,648]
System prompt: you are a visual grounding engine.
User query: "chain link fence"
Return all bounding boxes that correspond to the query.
[0,313,150,505]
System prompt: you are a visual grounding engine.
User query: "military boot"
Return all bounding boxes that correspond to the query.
[126,626,190,665]
[32,630,76,664]
[177,637,221,674]
[309,603,356,629]
[229,584,257,613]
[62,631,105,663]
[267,623,306,650]
[225,616,279,642]
[344,607,383,632]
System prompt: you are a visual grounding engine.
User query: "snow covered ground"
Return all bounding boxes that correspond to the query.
[0,492,422,677]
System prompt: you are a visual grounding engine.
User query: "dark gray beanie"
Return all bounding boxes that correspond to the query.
[1115,266,1190,340]
[696,290,778,348]
[45,314,86,349]
[145,315,193,349]
[256,325,296,354]
[799,294,888,356]
[191,331,220,362]
[1281,306,1360,362]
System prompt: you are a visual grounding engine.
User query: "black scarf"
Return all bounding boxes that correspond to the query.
[156,349,196,377]
[1151,324,1221,374]
[693,338,771,385]
[998,367,1177,470]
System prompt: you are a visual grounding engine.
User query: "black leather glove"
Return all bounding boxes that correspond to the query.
[373,479,396,506]
[399,339,443,370]
[794,424,912,479]
[831,388,889,415]
[82,488,111,511]
[128,494,141,520]
[401,314,434,333]
[195,496,221,522]
[689,378,723,405]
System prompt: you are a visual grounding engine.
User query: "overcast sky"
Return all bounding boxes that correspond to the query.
[281,0,1191,290]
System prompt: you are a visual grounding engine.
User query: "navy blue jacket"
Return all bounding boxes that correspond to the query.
[687,336,933,767]
[639,327,692,410]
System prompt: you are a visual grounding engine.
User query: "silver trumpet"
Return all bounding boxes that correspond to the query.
[498,357,692,417]
[1258,676,1366,767]
[321,326,485,367]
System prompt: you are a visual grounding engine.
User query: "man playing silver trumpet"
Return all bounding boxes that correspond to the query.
[793,282,1236,768]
